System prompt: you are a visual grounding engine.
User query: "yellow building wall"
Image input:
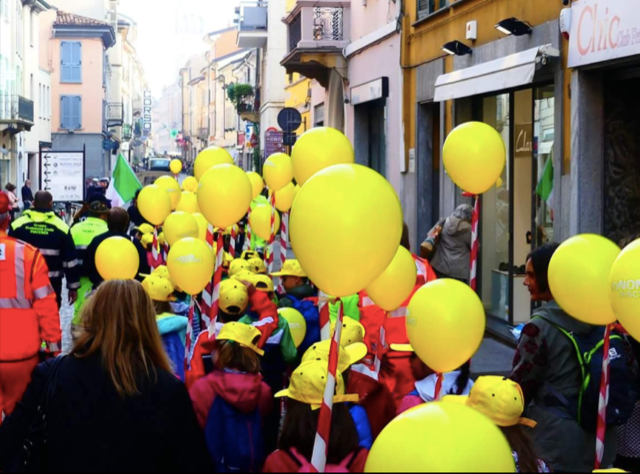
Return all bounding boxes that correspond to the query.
[285,73,311,134]
[402,0,572,173]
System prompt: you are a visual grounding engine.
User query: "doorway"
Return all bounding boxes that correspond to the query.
[354,99,386,176]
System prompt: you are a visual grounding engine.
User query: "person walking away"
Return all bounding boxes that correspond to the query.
[127,189,148,230]
[424,204,472,282]
[3,183,19,220]
[9,191,79,308]
[190,322,273,472]
[444,376,550,473]
[263,359,367,472]
[21,180,33,211]
[0,193,61,425]
[0,280,212,473]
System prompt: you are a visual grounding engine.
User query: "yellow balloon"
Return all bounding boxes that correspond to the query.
[278,307,307,348]
[365,247,417,311]
[170,159,182,175]
[95,237,140,280]
[365,402,515,473]
[198,164,253,229]
[194,147,234,181]
[163,211,200,247]
[249,204,280,241]
[182,176,198,193]
[247,171,265,200]
[155,175,182,210]
[175,191,200,214]
[290,164,402,297]
[443,122,506,195]
[263,153,293,192]
[274,182,296,212]
[549,234,620,325]
[193,213,209,242]
[291,127,355,185]
[611,239,640,339]
[138,185,172,226]
[167,237,214,295]
[406,279,485,373]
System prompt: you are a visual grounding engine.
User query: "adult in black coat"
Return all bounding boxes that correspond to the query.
[0,280,212,473]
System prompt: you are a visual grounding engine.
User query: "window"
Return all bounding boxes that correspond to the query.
[30,9,35,46]
[60,41,82,83]
[60,95,82,130]
[16,2,23,56]
[46,85,50,118]
[314,103,324,127]
[417,0,448,20]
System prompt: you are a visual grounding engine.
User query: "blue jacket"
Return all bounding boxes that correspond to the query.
[157,313,188,381]
[349,404,373,450]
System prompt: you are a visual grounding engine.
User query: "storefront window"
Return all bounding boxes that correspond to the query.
[533,86,555,247]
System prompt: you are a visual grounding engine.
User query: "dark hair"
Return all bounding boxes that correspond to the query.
[279,400,359,464]
[213,339,261,374]
[153,300,173,315]
[501,425,542,473]
[448,360,471,395]
[34,190,53,208]
[526,243,560,293]
[5,183,16,192]
[108,207,130,232]
[401,222,411,251]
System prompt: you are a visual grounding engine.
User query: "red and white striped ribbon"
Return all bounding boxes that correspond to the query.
[161,243,169,265]
[318,290,331,341]
[184,298,196,368]
[244,207,252,251]
[208,233,225,336]
[200,223,216,324]
[229,225,237,258]
[277,212,288,293]
[266,191,276,273]
[311,301,344,473]
[595,324,613,470]
[150,227,161,269]
[469,195,480,291]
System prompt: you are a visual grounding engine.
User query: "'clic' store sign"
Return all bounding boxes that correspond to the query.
[568,0,640,68]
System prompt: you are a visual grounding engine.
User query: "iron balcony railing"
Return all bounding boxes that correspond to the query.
[312,7,344,41]
[0,94,34,124]
[289,13,302,52]
[286,1,349,54]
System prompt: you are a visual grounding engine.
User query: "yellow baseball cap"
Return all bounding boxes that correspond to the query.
[302,339,367,373]
[232,270,255,284]
[140,233,154,249]
[275,360,359,410]
[138,223,155,235]
[142,275,176,302]
[271,259,307,278]
[217,321,264,356]
[444,376,537,428]
[331,318,366,346]
[241,250,260,260]
[248,257,267,274]
[390,343,414,352]
[219,279,249,315]
[251,274,274,293]
[229,259,251,277]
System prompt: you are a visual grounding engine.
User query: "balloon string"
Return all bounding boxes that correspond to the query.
[434,372,444,401]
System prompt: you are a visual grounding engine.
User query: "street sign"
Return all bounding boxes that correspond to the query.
[277,107,302,133]
[265,129,285,158]
[40,151,85,202]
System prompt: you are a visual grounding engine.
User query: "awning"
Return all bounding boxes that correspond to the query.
[434,45,559,102]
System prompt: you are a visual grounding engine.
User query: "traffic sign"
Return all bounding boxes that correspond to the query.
[277,108,302,133]
[40,151,85,202]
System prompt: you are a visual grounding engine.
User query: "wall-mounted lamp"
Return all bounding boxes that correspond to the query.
[495,17,533,36]
[442,40,473,56]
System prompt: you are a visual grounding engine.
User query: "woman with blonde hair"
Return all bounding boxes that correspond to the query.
[0,279,212,473]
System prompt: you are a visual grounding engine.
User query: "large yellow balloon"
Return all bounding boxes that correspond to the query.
[167,238,214,295]
[365,247,417,311]
[175,191,200,214]
[365,402,515,473]
[197,164,253,229]
[247,171,265,199]
[263,153,293,192]
[95,237,140,280]
[290,164,402,297]
[274,182,296,212]
[443,122,506,195]
[291,127,355,185]
[549,234,620,326]
[194,147,234,181]
[138,185,171,226]
[192,213,209,242]
[163,211,200,247]
[278,307,307,348]
[155,175,182,210]
[170,159,182,175]
[407,279,485,373]
[611,239,640,342]
[249,204,280,241]
[182,176,198,193]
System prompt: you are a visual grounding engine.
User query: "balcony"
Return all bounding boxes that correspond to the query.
[236,2,268,48]
[106,102,124,127]
[0,94,34,133]
[122,123,132,140]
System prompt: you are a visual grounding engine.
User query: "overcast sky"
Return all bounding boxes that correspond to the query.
[121,0,236,97]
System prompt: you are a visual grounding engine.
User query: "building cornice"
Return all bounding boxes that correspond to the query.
[53,25,116,49]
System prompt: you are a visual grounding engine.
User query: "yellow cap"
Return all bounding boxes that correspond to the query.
[331,318,366,346]
[219,279,249,315]
[142,275,176,302]
[138,223,155,235]
[444,376,537,428]
[229,258,251,277]
[390,343,414,352]
[241,250,260,261]
[251,274,274,293]
[217,321,264,356]
[302,339,367,373]
[223,252,233,268]
[232,270,255,284]
[158,232,166,246]
[271,259,307,278]
[248,257,267,274]
[140,233,154,249]
[275,360,359,410]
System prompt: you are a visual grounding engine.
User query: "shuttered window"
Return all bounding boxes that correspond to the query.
[60,41,82,83]
[60,95,82,130]
[417,0,448,20]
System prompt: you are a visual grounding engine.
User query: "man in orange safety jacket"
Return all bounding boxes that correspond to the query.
[0,193,61,424]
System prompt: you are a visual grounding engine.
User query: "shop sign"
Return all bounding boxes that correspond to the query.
[568,0,640,68]
[142,90,152,137]
[350,77,389,106]
[515,123,533,159]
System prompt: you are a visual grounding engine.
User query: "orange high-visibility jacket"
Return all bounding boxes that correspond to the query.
[0,236,61,362]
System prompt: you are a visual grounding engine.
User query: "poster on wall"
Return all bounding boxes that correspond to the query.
[40,151,85,202]
[265,129,285,158]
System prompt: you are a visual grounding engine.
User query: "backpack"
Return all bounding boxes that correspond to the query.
[204,395,264,472]
[286,295,320,354]
[535,316,636,430]
[286,447,361,473]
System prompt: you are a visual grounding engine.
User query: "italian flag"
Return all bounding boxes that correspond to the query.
[106,154,142,208]
[536,153,554,208]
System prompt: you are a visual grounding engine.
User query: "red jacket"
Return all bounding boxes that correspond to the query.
[347,366,397,439]
[263,448,369,473]
[0,236,61,361]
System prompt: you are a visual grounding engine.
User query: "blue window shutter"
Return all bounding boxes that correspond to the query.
[71,42,82,83]
[68,96,81,130]
[61,42,71,82]
[60,96,69,129]
[74,96,82,129]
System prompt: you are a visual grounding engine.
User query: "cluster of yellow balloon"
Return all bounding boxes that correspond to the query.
[273,182,299,213]
[247,171,264,199]
[163,211,200,247]
[365,247,417,311]
[197,164,252,229]
[176,191,199,214]
[155,176,181,210]
[182,176,198,193]
[278,307,307,348]
[263,153,293,192]
[194,147,234,181]
[138,185,172,226]
[249,203,280,241]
